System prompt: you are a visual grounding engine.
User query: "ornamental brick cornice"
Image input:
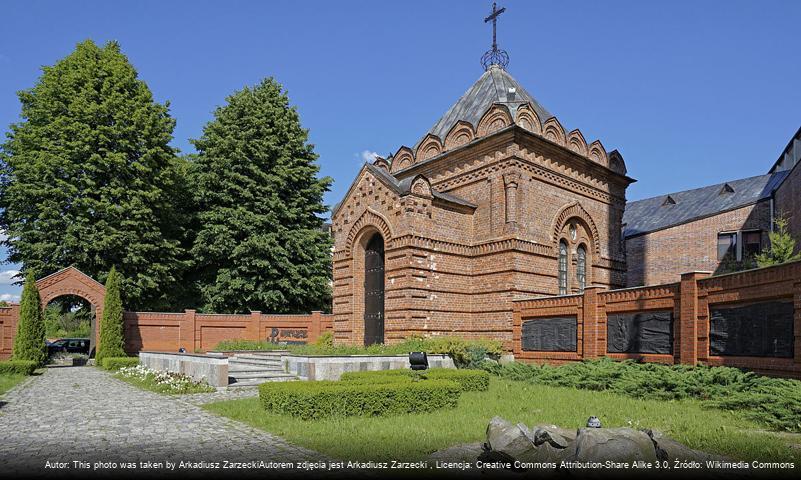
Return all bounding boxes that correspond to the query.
[432,156,625,206]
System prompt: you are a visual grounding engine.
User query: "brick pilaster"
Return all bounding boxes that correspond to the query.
[181,309,196,352]
[581,286,606,359]
[248,311,261,342]
[678,271,711,365]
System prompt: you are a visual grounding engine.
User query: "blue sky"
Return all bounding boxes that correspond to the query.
[0,0,799,301]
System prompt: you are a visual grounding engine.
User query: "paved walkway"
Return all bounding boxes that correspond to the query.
[0,367,327,476]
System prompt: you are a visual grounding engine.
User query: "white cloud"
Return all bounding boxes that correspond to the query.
[359,150,380,163]
[0,270,21,285]
[0,293,20,303]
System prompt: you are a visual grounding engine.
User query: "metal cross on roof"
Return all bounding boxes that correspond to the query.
[481,2,509,71]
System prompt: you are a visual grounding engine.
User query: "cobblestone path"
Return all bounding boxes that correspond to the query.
[0,367,326,476]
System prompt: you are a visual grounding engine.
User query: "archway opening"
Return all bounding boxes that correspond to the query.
[45,295,97,364]
[363,233,385,346]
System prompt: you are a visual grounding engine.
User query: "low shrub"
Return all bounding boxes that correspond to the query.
[214,335,504,368]
[101,357,139,371]
[259,378,461,420]
[481,359,801,432]
[314,331,334,348]
[0,360,38,376]
[340,368,490,392]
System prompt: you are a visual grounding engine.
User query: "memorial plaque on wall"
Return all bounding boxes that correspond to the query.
[607,311,673,354]
[710,301,794,358]
[521,317,577,352]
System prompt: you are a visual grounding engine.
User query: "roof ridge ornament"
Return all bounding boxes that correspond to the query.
[481,2,509,71]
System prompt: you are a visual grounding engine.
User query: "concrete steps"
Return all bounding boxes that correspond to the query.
[227,351,297,387]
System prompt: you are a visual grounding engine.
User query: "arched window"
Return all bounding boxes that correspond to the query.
[577,245,587,293]
[558,240,568,295]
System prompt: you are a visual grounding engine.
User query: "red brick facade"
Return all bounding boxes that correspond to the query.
[332,96,633,347]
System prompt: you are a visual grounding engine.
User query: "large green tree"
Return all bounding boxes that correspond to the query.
[12,273,47,366]
[0,40,188,310]
[189,78,332,313]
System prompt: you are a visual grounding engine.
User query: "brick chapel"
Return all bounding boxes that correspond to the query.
[330,62,634,346]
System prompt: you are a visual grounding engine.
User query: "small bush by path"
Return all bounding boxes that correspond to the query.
[114,364,215,394]
[482,359,801,432]
[340,368,490,392]
[0,360,38,376]
[100,357,139,371]
[259,378,460,420]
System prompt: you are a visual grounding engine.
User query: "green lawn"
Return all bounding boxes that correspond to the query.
[0,373,29,395]
[204,378,800,463]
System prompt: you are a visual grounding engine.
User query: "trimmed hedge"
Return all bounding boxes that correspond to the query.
[101,357,139,371]
[259,379,461,420]
[340,368,490,392]
[0,360,38,376]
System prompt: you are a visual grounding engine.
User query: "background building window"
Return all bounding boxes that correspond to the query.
[742,231,762,259]
[576,245,586,292]
[717,232,737,261]
[558,240,568,295]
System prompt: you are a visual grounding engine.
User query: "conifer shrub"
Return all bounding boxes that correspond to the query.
[97,267,126,363]
[12,273,47,366]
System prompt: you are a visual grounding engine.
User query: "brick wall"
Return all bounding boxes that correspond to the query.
[0,306,332,360]
[123,310,333,354]
[626,202,771,286]
[513,260,801,378]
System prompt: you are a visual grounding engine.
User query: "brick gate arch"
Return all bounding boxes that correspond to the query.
[36,266,106,353]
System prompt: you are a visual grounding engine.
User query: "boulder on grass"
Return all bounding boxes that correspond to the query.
[572,427,657,463]
[485,416,536,458]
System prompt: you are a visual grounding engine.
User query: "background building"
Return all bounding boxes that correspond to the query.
[625,127,801,286]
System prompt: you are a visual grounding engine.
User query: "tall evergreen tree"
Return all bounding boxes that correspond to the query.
[189,78,332,313]
[97,266,125,362]
[12,273,47,366]
[0,40,188,310]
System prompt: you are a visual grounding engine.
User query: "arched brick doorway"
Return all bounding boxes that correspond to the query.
[363,233,385,346]
[36,267,106,356]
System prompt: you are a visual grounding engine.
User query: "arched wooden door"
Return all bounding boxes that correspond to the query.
[363,234,385,345]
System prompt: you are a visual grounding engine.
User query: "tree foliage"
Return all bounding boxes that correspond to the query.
[97,266,125,362]
[756,216,801,268]
[188,78,332,313]
[12,273,47,366]
[0,40,188,310]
